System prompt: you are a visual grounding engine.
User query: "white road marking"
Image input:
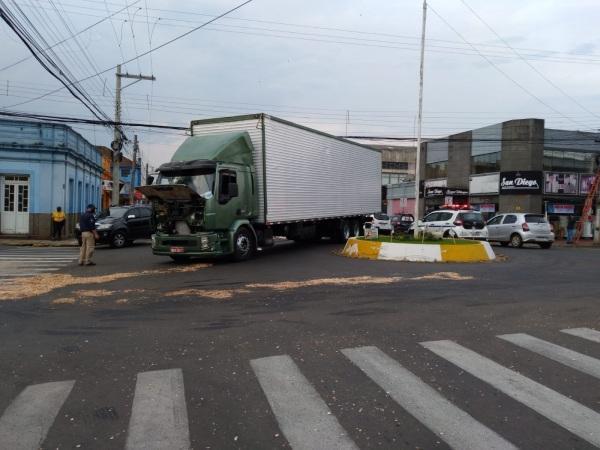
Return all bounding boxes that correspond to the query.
[250,354,358,450]
[499,333,600,380]
[342,346,517,450]
[561,328,600,344]
[125,369,190,450]
[0,249,78,283]
[422,340,600,447]
[0,380,75,450]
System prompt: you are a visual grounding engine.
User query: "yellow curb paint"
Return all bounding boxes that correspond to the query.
[342,238,382,259]
[440,242,490,262]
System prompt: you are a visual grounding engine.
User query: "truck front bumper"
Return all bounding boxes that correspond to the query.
[151,232,231,257]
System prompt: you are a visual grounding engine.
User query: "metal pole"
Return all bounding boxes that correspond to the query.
[129,134,138,205]
[112,64,122,206]
[414,0,427,236]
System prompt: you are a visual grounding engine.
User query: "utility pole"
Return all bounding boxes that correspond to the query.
[414,0,427,236]
[111,64,155,206]
[129,134,138,205]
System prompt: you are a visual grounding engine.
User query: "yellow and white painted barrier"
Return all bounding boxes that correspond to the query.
[342,237,495,262]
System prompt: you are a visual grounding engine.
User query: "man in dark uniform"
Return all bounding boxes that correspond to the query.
[79,204,98,266]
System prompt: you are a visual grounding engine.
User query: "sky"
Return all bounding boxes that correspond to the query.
[1,0,600,168]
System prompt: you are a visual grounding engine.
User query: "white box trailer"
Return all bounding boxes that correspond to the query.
[190,114,381,224]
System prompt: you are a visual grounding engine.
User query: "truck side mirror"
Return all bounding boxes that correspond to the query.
[228,182,239,198]
[146,175,154,185]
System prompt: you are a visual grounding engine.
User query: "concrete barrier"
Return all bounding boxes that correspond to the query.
[342,237,495,262]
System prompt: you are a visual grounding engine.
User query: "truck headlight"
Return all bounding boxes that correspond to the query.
[200,236,209,249]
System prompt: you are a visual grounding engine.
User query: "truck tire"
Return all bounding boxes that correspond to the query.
[351,220,361,237]
[233,227,256,261]
[335,220,351,243]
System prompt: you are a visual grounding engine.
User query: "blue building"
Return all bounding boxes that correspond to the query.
[0,119,102,238]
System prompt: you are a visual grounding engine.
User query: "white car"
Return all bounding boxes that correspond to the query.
[368,213,392,231]
[412,208,488,240]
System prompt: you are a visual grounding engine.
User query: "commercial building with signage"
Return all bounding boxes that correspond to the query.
[0,119,102,238]
[387,119,600,237]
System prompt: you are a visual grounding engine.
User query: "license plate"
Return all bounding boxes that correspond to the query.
[170,246,185,253]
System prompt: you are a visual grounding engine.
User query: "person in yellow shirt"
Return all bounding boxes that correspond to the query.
[51,206,66,240]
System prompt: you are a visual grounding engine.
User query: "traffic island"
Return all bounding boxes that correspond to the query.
[342,237,496,262]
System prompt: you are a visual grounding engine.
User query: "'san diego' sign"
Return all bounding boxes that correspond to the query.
[499,171,543,195]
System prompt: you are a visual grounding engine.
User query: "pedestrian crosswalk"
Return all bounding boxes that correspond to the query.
[1,327,600,449]
[0,246,79,281]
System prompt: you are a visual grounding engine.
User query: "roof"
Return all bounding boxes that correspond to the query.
[172,131,254,166]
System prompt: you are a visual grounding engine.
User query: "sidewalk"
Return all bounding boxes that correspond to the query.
[553,239,598,248]
[0,237,79,247]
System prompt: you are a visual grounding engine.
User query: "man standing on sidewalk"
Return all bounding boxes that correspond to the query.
[566,215,577,244]
[79,204,99,266]
[51,206,65,240]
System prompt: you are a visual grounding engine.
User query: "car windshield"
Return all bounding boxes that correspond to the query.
[97,207,129,219]
[157,171,216,199]
[525,214,547,223]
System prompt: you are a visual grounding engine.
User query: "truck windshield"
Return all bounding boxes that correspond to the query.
[157,172,215,199]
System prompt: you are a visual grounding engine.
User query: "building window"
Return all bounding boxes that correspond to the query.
[426,161,447,179]
[543,150,594,173]
[382,161,409,170]
[471,152,500,174]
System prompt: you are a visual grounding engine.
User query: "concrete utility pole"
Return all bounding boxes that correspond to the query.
[414,0,427,236]
[129,134,139,205]
[111,64,155,206]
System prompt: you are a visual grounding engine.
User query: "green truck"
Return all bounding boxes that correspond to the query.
[138,114,381,261]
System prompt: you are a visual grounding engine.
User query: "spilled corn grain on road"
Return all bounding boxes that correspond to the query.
[0,241,599,449]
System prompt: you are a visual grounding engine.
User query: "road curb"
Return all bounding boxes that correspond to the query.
[342,237,496,262]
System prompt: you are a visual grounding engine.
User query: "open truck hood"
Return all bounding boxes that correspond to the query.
[136,184,202,202]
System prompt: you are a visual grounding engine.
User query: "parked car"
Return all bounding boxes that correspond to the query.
[486,213,554,248]
[368,213,392,232]
[391,214,415,234]
[411,208,488,240]
[75,205,153,248]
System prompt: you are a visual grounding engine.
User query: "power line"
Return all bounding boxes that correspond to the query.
[427,3,595,132]
[458,0,600,122]
[3,0,254,110]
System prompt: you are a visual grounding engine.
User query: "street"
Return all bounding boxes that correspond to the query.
[0,242,599,449]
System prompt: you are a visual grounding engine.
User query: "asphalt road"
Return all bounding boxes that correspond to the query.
[0,241,600,449]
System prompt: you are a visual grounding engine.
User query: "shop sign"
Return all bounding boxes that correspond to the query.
[499,171,543,194]
[474,203,496,213]
[101,180,113,191]
[579,174,596,195]
[446,188,469,196]
[425,187,469,198]
[425,187,446,198]
[547,203,575,214]
[544,172,578,195]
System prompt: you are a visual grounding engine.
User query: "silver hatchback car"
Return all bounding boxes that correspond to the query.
[486,213,555,248]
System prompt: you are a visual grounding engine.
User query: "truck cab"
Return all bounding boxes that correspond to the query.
[138,131,258,261]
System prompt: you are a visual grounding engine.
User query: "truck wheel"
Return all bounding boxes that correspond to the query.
[335,220,351,243]
[233,227,256,261]
[351,220,361,237]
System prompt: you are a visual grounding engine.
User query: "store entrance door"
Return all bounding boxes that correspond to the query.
[1,175,30,234]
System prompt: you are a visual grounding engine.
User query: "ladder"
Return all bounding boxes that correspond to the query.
[575,169,600,242]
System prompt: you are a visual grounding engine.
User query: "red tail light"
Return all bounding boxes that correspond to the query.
[522,223,530,231]
[453,219,463,226]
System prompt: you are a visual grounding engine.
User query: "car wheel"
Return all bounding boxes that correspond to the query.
[111,231,127,248]
[539,242,552,249]
[510,233,523,248]
[170,255,190,263]
[233,227,256,262]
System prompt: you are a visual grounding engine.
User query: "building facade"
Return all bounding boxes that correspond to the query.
[0,119,102,238]
[388,119,600,237]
